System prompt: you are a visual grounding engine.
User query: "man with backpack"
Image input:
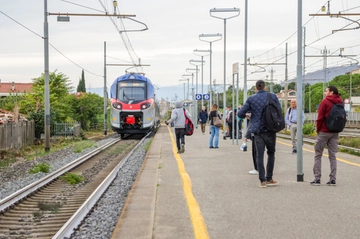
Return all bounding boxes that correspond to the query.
[238,80,281,188]
[310,86,344,186]
[165,100,192,154]
[285,99,305,154]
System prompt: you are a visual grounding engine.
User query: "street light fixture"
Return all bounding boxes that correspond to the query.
[210,7,240,139]
[189,59,205,127]
[194,49,210,107]
[199,33,222,107]
[179,78,190,100]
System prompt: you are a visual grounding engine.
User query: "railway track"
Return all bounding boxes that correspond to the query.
[0,134,147,239]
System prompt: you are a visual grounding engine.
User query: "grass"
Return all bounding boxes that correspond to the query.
[60,172,84,185]
[29,163,51,174]
[0,130,108,169]
[37,201,62,213]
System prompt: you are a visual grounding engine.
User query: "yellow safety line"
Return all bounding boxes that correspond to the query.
[277,139,360,167]
[166,126,210,239]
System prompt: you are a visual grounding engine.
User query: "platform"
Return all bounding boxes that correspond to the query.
[111,124,360,239]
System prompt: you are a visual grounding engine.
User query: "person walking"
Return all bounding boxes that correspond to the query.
[285,99,305,154]
[310,86,343,186]
[198,106,208,135]
[165,100,192,154]
[238,80,280,188]
[244,113,258,175]
[228,108,238,139]
[209,103,222,149]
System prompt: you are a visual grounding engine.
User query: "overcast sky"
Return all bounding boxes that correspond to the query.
[1,0,359,96]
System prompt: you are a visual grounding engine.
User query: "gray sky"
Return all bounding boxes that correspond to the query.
[1,0,359,95]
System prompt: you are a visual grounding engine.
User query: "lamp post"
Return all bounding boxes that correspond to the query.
[193,49,210,107]
[199,33,222,107]
[179,78,190,100]
[189,60,205,128]
[210,7,240,139]
[182,74,193,100]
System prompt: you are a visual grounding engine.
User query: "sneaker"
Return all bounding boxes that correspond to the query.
[209,146,214,148]
[249,169,259,175]
[326,180,336,186]
[177,151,181,154]
[310,179,321,186]
[259,182,267,188]
[266,179,278,186]
[292,149,297,154]
[180,144,185,153]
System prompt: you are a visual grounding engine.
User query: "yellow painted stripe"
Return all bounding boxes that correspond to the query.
[166,126,210,239]
[277,139,360,167]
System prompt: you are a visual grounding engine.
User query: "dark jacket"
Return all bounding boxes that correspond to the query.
[198,110,208,124]
[238,90,281,133]
[316,94,343,133]
[209,110,222,126]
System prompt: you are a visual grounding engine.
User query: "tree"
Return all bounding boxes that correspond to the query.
[20,70,73,136]
[77,69,86,93]
[68,93,104,130]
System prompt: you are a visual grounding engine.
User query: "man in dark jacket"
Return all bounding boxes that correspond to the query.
[238,80,281,188]
[198,106,208,135]
[310,86,343,186]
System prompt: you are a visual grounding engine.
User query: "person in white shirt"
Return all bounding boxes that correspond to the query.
[285,99,305,154]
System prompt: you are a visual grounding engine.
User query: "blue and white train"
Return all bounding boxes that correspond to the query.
[110,73,160,137]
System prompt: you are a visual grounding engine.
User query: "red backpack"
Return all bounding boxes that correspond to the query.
[183,109,194,136]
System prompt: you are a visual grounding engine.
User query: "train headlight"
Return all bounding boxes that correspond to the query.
[112,102,122,110]
[141,103,151,110]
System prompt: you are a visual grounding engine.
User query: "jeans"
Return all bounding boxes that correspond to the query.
[254,131,276,182]
[313,132,338,181]
[209,125,220,147]
[175,128,185,151]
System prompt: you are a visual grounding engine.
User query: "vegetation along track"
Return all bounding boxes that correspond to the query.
[0,136,143,239]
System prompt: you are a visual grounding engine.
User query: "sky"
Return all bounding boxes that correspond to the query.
[1,0,360,100]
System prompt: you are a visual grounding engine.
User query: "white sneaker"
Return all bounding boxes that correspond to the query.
[249,169,259,175]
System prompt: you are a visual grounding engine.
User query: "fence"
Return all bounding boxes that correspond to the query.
[52,122,81,137]
[0,120,35,150]
[305,112,360,127]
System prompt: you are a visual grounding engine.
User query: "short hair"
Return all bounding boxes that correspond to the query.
[256,80,265,90]
[327,86,339,95]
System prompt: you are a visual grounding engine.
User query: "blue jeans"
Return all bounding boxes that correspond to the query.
[209,125,220,147]
[254,131,276,182]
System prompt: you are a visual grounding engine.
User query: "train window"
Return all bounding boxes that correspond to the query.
[118,87,146,102]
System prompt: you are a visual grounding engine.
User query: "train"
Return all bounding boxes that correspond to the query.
[110,73,160,137]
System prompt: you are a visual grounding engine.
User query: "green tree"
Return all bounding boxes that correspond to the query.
[77,70,86,93]
[20,70,73,136]
[68,93,103,130]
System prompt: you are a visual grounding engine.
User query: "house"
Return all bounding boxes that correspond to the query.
[0,81,33,97]
[276,89,297,106]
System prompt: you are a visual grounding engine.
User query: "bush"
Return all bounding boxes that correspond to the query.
[303,123,316,135]
[29,163,51,174]
[60,173,84,184]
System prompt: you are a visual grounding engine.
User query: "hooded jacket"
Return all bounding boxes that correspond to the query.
[167,100,192,128]
[316,94,343,133]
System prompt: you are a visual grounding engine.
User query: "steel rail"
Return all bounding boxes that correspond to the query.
[0,138,120,212]
[53,132,150,238]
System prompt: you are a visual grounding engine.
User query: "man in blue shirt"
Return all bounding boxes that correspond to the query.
[238,80,281,188]
[285,99,305,154]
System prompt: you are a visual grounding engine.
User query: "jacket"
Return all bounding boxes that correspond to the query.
[198,110,208,123]
[167,100,192,129]
[209,110,222,126]
[238,90,281,134]
[316,94,343,133]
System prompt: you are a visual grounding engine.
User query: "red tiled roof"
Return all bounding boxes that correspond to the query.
[0,82,32,93]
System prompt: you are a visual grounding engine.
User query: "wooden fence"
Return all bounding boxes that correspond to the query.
[0,121,35,150]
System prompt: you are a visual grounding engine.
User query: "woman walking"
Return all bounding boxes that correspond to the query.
[209,104,222,149]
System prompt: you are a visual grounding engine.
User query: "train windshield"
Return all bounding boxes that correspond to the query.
[117,81,146,104]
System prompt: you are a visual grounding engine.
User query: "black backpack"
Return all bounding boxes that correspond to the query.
[325,103,347,132]
[262,93,285,133]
